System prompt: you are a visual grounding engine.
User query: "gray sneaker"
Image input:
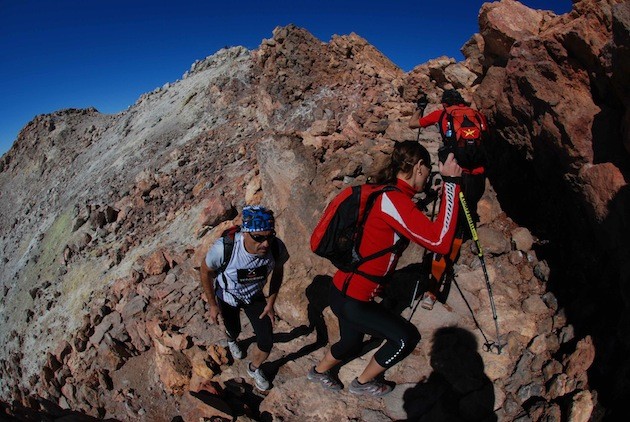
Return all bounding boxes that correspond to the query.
[307,366,343,391]
[420,291,437,310]
[348,377,393,397]
[227,340,243,360]
[247,362,270,391]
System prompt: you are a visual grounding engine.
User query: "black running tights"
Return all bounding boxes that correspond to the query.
[329,286,420,368]
[218,295,273,353]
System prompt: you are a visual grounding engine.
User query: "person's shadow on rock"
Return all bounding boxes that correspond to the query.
[304,274,333,346]
[402,326,497,422]
[264,275,332,379]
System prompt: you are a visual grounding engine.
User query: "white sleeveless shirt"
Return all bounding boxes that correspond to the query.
[205,232,288,306]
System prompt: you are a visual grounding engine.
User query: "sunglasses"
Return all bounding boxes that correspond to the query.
[249,232,275,243]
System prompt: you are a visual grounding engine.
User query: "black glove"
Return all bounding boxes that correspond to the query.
[423,172,440,197]
[418,177,440,211]
[438,145,454,164]
[416,93,428,110]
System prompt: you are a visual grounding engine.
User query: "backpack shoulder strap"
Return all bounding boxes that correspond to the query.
[438,107,448,135]
[359,185,400,227]
[474,109,488,132]
[342,185,407,293]
[439,105,458,141]
[217,225,240,275]
[271,238,280,262]
[353,185,402,263]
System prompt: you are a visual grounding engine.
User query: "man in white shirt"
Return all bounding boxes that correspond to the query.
[200,206,289,391]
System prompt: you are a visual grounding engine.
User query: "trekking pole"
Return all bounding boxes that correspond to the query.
[412,89,435,298]
[451,276,494,348]
[415,92,427,144]
[408,290,424,322]
[458,192,503,354]
[408,178,440,321]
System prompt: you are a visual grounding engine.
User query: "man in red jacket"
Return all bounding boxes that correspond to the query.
[409,88,489,310]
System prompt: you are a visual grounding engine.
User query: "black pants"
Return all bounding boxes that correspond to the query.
[460,172,486,227]
[329,285,420,369]
[218,295,273,353]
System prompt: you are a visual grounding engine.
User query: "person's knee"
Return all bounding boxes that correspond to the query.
[254,325,274,354]
[406,327,421,350]
[257,339,273,354]
[398,323,421,354]
[331,340,361,360]
[376,327,421,368]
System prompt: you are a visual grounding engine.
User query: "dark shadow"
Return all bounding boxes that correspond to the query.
[402,327,496,421]
[220,378,265,420]
[592,184,630,419]
[483,103,630,419]
[0,396,118,421]
[381,262,429,316]
[238,335,255,357]
[237,324,313,354]
[382,255,462,322]
[264,275,332,379]
[591,89,629,173]
[436,267,454,307]
[305,274,334,345]
[265,335,326,381]
[272,324,311,343]
[241,275,333,356]
[189,390,233,418]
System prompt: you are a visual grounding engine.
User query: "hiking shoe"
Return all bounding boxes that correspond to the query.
[227,340,243,360]
[307,366,343,391]
[247,362,270,391]
[348,377,393,397]
[421,292,437,310]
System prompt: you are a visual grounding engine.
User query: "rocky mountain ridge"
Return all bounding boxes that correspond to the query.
[1,0,629,420]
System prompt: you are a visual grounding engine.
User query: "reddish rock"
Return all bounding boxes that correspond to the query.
[135,170,156,195]
[477,226,511,255]
[578,162,627,222]
[124,319,151,351]
[479,0,550,62]
[564,336,596,379]
[143,250,169,275]
[568,390,595,422]
[145,319,165,339]
[511,227,534,252]
[162,331,190,351]
[54,341,72,365]
[120,295,148,321]
[206,344,229,367]
[153,340,192,395]
[185,346,217,382]
[198,195,236,227]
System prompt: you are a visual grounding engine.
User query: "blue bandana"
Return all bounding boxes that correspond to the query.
[241,206,275,232]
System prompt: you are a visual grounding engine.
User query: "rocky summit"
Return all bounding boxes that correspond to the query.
[1,0,629,421]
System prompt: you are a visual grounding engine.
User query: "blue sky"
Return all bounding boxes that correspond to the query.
[0,0,571,156]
